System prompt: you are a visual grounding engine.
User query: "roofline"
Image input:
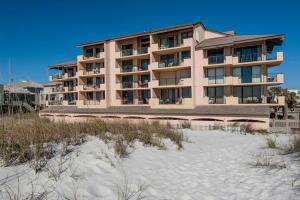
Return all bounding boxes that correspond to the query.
[48,61,77,69]
[77,21,204,48]
[196,34,285,50]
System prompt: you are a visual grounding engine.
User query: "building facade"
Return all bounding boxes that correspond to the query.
[42,22,285,129]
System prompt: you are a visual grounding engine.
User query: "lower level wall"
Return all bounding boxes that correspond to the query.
[40,112,270,130]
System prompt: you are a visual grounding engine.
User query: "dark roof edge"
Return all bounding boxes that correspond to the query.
[48,61,77,69]
[196,34,285,49]
[77,22,204,48]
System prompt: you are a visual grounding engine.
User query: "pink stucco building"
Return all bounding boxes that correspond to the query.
[41,22,285,129]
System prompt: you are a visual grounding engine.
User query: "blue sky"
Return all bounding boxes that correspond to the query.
[0,0,299,88]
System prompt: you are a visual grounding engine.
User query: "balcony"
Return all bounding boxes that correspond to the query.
[77,99,106,108]
[78,68,105,76]
[149,97,193,109]
[151,38,193,55]
[78,54,105,63]
[151,58,192,71]
[137,46,149,54]
[84,52,105,60]
[65,86,76,92]
[53,87,65,93]
[232,52,283,66]
[48,100,63,106]
[122,81,133,89]
[49,73,63,81]
[115,47,150,60]
[78,84,105,91]
[208,54,224,65]
[157,78,192,87]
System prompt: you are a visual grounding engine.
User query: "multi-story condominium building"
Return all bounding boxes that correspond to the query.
[42,22,285,129]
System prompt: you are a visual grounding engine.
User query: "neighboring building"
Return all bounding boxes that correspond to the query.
[288,88,300,106]
[42,22,285,129]
[0,84,4,106]
[2,81,44,112]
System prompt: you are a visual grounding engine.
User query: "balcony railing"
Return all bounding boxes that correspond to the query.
[84,68,101,75]
[121,49,133,57]
[138,98,149,104]
[67,86,75,91]
[137,46,149,54]
[83,84,102,90]
[159,42,178,49]
[87,100,102,105]
[121,82,133,88]
[122,99,134,104]
[68,100,77,105]
[158,60,179,68]
[208,54,224,64]
[48,100,63,105]
[121,66,134,72]
[53,87,65,92]
[238,53,262,63]
[238,96,263,104]
[208,76,224,85]
[159,98,183,104]
[208,97,225,104]
[265,73,283,83]
[159,78,178,86]
[52,73,63,80]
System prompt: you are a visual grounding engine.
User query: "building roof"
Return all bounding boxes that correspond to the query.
[196,34,285,49]
[48,61,77,69]
[40,105,270,117]
[77,21,204,47]
[4,85,33,94]
[6,81,44,89]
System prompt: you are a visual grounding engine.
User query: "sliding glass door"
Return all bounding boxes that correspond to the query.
[233,86,262,103]
[208,68,224,84]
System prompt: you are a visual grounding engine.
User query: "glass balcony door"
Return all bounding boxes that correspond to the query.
[122,91,133,104]
[160,88,176,104]
[233,86,262,104]
[236,46,262,63]
[208,68,224,84]
[207,87,224,104]
[121,44,133,56]
[233,66,261,83]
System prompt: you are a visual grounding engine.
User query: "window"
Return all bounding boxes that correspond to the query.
[140,59,150,70]
[96,91,105,100]
[122,44,133,56]
[235,46,262,63]
[95,62,104,69]
[207,49,224,64]
[160,37,175,48]
[86,63,93,72]
[182,87,192,98]
[85,48,93,58]
[160,54,176,67]
[233,66,261,83]
[233,86,262,103]
[181,51,191,61]
[122,76,133,88]
[86,78,93,86]
[207,87,224,104]
[86,92,93,100]
[160,89,176,104]
[207,68,224,84]
[181,31,193,43]
[96,77,104,85]
[122,60,133,72]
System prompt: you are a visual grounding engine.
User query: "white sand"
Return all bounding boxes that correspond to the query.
[0,130,299,200]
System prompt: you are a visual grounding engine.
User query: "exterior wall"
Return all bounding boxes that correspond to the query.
[40,112,270,130]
